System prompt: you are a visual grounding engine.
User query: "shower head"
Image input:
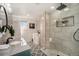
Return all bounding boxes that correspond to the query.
[56,3,67,10]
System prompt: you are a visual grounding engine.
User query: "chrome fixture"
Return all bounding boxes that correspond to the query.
[6,37,13,44]
[0,5,8,27]
[0,5,15,37]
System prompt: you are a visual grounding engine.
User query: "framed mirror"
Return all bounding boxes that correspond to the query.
[29,23,35,29]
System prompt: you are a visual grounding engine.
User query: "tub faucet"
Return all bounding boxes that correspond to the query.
[6,37,13,44]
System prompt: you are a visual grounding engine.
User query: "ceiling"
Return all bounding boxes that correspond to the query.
[10,3,59,18]
[6,3,79,19]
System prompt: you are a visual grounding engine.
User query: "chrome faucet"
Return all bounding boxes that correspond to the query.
[6,37,13,44]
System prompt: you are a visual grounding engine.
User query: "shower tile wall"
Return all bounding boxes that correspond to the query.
[49,7,79,56]
[45,12,51,49]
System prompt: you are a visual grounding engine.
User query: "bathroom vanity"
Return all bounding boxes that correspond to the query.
[0,44,31,56]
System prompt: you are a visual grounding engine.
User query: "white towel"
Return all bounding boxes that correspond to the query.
[32,33,39,45]
[21,37,27,46]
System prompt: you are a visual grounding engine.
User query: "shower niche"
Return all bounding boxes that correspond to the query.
[56,16,74,27]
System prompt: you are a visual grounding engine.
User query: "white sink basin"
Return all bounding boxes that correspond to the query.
[0,44,10,49]
[10,41,21,46]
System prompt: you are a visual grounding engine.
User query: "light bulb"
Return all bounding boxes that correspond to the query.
[50,6,55,10]
[6,4,11,7]
[8,7,12,13]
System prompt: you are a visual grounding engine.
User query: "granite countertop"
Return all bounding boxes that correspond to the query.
[0,44,31,56]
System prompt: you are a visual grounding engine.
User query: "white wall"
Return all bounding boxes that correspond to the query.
[21,19,38,43]
[13,19,21,41]
[49,7,79,56]
[13,16,40,44]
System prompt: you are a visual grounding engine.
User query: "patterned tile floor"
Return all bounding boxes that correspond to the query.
[31,49,47,56]
[28,41,47,56]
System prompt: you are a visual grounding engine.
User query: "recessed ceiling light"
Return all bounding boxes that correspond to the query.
[64,8,69,11]
[6,3,11,7]
[8,7,12,13]
[50,6,55,10]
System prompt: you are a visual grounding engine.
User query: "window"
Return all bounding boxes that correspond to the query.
[20,21,28,36]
